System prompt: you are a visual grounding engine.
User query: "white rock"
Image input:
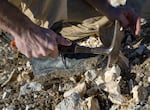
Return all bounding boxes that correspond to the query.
[20,82,43,96]
[26,61,32,70]
[109,104,119,110]
[64,82,87,97]
[2,92,9,99]
[104,76,121,94]
[131,85,148,104]
[94,75,104,86]
[108,93,126,105]
[84,69,98,82]
[104,65,121,83]
[55,93,84,110]
[148,77,150,83]
[109,0,126,7]
[25,105,32,110]
[2,105,16,110]
[82,96,100,110]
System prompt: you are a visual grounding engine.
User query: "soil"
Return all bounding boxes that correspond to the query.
[0,19,149,110]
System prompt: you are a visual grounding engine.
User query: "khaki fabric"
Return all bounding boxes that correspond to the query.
[8,0,150,41]
[8,0,67,28]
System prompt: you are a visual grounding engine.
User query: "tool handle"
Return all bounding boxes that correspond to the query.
[58,43,77,54]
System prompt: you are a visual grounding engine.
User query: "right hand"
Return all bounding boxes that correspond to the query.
[14,24,72,58]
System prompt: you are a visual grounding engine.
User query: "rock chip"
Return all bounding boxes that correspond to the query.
[64,82,87,97]
[20,82,43,96]
[131,84,148,104]
[55,93,84,110]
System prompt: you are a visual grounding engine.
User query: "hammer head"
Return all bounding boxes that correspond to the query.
[100,20,129,70]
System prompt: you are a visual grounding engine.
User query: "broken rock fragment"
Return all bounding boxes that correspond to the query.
[104,65,121,83]
[82,96,100,110]
[131,84,148,104]
[19,82,43,96]
[55,93,84,110]
[64,82,87,97]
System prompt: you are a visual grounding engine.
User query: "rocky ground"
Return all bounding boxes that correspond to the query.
[0,19,149,110]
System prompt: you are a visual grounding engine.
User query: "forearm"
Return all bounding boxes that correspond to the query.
[0,0,34,37]
[84,0,114,17]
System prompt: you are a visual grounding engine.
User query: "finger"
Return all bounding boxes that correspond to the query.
[119,14,129,28]
[55,35,72,46]
[135,17,141,35]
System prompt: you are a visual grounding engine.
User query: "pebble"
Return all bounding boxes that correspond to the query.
[64,82,86,97]
[148,77,150,83]
[108,93,125,105]
[131,85,148,104]
[83,96,100,110]
[2,105,16,110]
[104,65,121,82]
[94,75,104,85]
[109,104,119,110]
[20,82,43,96]
[55,93,84,110]
[2,92,9,99]
[84,69,98,82]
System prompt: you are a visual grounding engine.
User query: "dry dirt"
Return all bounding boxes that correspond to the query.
[0,19,149,110]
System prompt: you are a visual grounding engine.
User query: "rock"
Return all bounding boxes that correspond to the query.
[82,96,100,110]
[132,58,140,65]
[135,45,145,55]
[17,71,32,82]
[108,93,126,105]
[94,75,104,86]
[55,93,84,110]
[146,44,150,50]
[109,0,126,7]
[128,79,134,92]
[2,92,9,99]
[20,82,43,96]
[58,83,74,92]
[104,65,121,83]
[109,104,119,110]
[103,76,121,94]
[2,105,16,110]
[87,86,99,96]
[131,84,148,104]
[25,105,32,110]
[148,77,150,83]
[64,82,86,98]
[56,93,100,110]
[84,69,98,82]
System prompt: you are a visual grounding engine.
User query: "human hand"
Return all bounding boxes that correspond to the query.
[13,25,72,58]
[108,6,140,35]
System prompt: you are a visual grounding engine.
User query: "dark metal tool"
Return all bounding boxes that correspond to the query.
[30,20,123,74]
[58,20,123,67]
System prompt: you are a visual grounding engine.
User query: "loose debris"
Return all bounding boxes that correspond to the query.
[0,19,150,110]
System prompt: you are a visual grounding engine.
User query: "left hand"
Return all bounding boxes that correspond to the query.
[108,6,140,35]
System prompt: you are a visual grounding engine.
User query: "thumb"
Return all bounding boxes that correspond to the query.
[56,35,72,46]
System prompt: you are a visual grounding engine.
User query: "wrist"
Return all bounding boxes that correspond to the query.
[0,1,36,38]
[9,17,36,38]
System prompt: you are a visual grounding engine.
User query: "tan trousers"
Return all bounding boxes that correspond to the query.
[8,0,150,40]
